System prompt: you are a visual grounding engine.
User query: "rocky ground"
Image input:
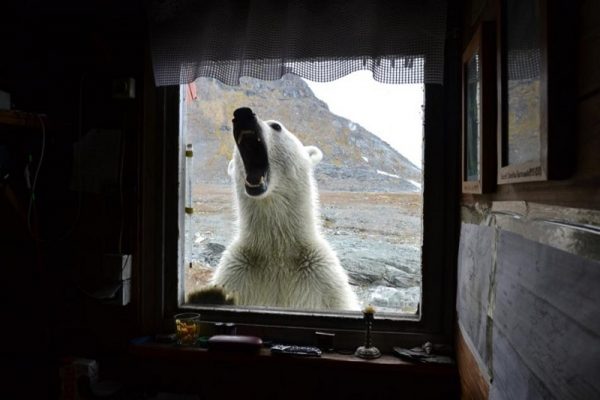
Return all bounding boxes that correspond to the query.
[184,184,422,314]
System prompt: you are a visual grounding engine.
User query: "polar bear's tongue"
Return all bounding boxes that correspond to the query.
[233,107,269,197]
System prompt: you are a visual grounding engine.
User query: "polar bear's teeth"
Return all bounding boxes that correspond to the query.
[245,175,265,188]
[237,130,255,145]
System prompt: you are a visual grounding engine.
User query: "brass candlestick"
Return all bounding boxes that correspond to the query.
[354,305,381,359]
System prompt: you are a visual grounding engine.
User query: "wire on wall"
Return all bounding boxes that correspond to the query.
[26,73,87,242]
[26,114,46,238]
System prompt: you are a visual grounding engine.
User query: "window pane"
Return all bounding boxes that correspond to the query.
[465,52,481,182]
[505,0,542,165]
[181,72,423,314]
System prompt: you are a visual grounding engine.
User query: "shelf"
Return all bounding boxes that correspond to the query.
[127,341,459,398]
[129,341,457,375]
[0,110,43,130]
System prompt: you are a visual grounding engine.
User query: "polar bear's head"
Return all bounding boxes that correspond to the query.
[228,107,322,199]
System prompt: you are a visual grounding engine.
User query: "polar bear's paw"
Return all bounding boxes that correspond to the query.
[187,285,236,305]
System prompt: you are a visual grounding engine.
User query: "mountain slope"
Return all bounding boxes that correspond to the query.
[184,74,422,192]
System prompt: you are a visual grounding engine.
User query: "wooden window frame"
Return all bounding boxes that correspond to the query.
[462,21,497,194]
[138,12,461,350]
[496,0,577,184]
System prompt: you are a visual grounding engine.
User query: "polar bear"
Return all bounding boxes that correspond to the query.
[209,107,358,311]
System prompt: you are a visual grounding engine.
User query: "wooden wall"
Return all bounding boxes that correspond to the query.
[457,1,600,399]
[2,1,597,398]
[0,2,146,398]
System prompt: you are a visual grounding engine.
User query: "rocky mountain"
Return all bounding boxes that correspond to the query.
[184,74,422,192]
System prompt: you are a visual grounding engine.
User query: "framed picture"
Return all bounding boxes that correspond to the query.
[496,0,576,184]
[462,21,496,194]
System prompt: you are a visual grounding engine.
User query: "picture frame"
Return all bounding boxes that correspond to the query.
[496,0,576,184]
[462,21,496,194]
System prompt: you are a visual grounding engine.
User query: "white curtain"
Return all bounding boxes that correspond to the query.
[149,0,447,86]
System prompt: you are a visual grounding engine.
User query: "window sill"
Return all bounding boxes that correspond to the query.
[128,342,458,398]
[130,341,455,374]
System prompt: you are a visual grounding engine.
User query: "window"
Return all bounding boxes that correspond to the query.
[147,80,459,348]
[148,64,459,348]
[181,72,424,315]
[140,0,457,348]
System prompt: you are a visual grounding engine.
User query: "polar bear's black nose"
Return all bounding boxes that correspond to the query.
[233,107,260,144]
[233,108,257,133]
[233,107,254,122]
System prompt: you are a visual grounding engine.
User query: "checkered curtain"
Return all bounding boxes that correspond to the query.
[504,0,542,81]
[149,0,447,87]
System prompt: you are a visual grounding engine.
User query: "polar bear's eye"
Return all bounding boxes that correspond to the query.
[268,122,282,132]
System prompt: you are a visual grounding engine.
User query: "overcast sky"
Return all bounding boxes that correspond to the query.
[303,71,424,168]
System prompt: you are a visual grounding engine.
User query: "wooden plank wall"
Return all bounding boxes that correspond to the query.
[458,221,600,400]
[456,224,493,376]
[456,326,490,400]
[457,1,600,399]
[490,231,600,399]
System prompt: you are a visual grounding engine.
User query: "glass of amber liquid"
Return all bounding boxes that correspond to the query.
[174,313,201,345]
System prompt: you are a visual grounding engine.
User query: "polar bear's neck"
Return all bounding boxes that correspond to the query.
[235,188,322,250]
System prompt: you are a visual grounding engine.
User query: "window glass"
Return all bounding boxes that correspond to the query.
[181,71,424,314]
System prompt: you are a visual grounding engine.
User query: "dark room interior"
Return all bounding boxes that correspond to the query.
[1,0,598,399]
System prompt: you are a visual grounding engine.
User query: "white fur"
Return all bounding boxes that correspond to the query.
[212,117,359,310]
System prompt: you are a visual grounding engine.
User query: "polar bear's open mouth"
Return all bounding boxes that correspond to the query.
[233,107,270,197]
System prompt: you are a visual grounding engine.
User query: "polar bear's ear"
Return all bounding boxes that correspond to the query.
[305,146,323,166]
[227,160,235,177]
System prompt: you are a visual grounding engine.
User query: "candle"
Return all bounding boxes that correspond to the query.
[354,304,381,359]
